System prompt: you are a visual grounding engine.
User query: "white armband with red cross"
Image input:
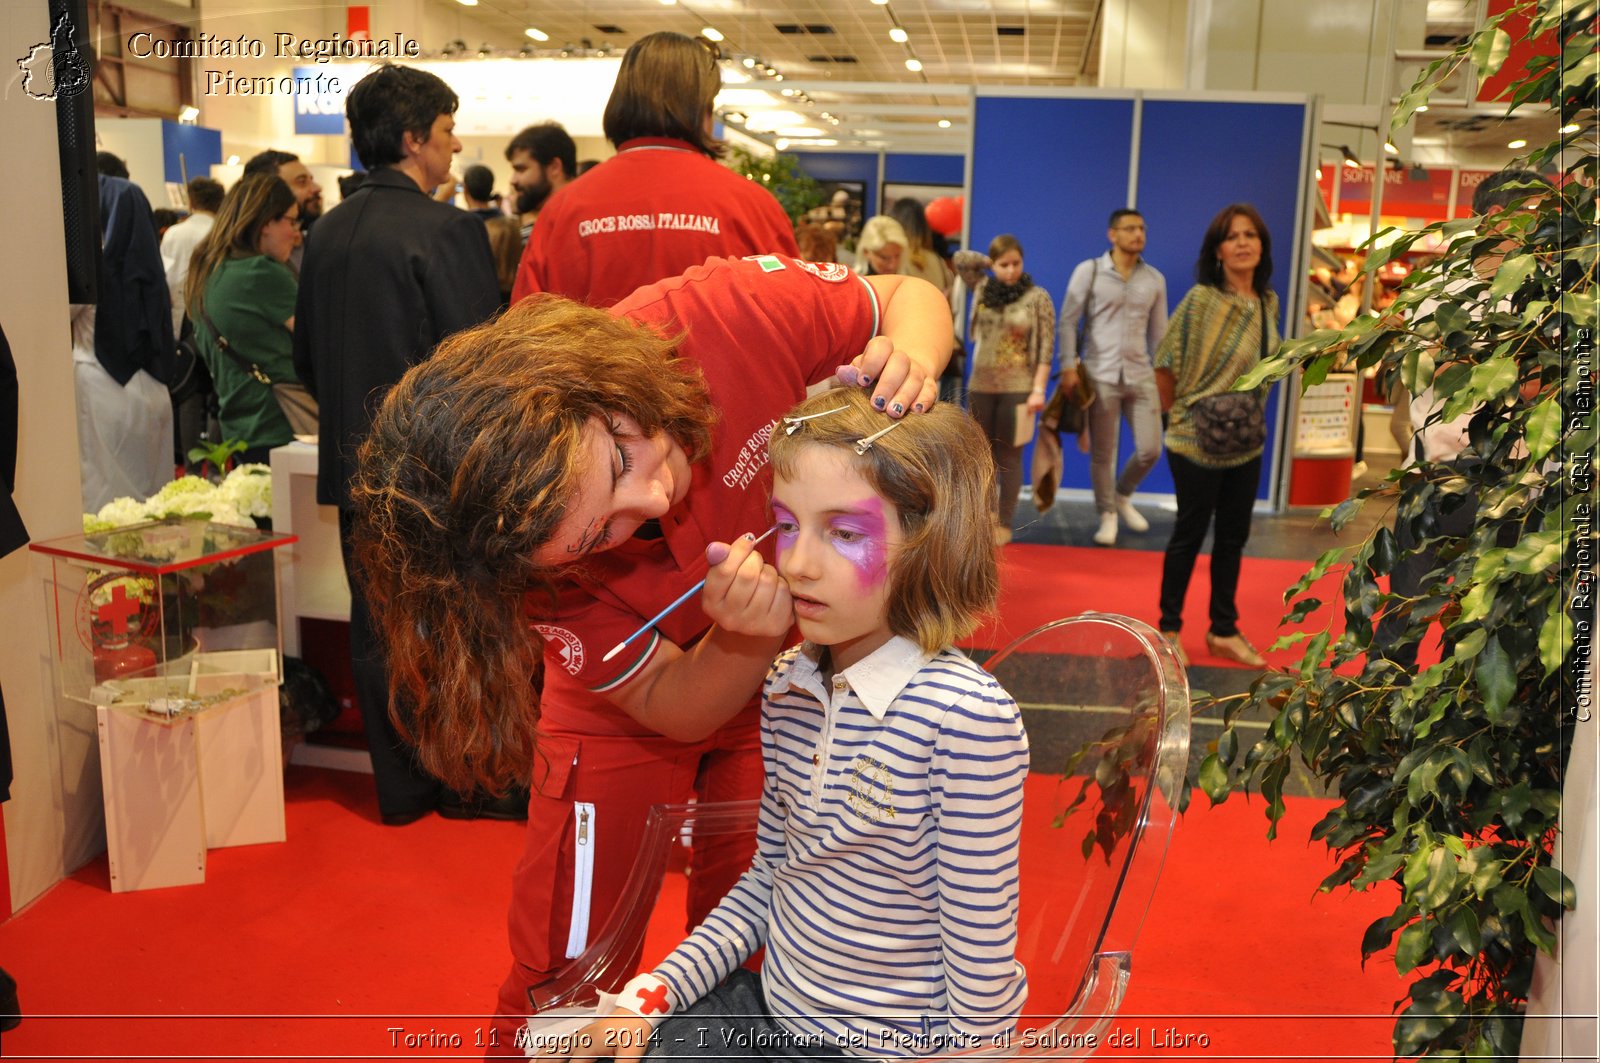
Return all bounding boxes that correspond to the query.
[617,973,676,1029]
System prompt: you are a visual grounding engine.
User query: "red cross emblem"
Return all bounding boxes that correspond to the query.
[633,984,670,1015]
[96,583,143,636]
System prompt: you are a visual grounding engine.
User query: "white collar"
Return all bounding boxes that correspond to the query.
[771,635,934,720]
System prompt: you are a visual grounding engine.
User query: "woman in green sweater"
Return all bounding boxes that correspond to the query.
[185,173,301,464]
[1154,204,1279,669]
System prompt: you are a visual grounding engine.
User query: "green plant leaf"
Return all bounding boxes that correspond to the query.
[1474,635,1518,724]
[1470,25,1512,76]
[1395,919,1432,975]
[1447,907,1482,956]
[1505,529,1563,575]
[1532,865,1577,909]
[1539,604,1569,675]
[1489,253,1538,300]
[1198,752,1229,800]
[1524,399,1564,463]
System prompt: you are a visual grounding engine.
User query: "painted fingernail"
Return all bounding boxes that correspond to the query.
[874,396,887,410]
[706,543,730,565]
[859,374,872,385]
[914,403,925,412]
[743,532,757,542]
[892,402,904,415]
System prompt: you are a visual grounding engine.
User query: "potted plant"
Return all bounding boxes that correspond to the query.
[1196,1,1593,1056]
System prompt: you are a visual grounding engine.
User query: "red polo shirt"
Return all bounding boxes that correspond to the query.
[510,137,800,308]
[530,255,879,736]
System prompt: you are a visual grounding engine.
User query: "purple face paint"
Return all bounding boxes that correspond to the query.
[830,497,889,591]
[772,503,799,564]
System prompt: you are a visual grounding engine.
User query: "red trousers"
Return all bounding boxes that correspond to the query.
[486,714,761,1056]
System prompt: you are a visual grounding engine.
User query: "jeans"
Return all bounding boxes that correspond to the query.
[967,390,1030,527]
[649,969,851,1062]
[1158,452,1262,637]
[1086,375,1162,513]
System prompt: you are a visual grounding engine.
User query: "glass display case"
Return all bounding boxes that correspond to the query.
[29,519,298,892]
[30,518,294,710]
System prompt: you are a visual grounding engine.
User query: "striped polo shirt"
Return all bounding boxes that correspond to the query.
[634,636,1029,1055]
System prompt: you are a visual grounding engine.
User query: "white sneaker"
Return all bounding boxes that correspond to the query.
[1115,495,1149,533]
[1093,512,1117,546]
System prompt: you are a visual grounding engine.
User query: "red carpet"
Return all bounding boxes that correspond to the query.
[0,765,1403,1061]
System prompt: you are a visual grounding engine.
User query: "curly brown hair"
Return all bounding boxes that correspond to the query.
[351,296,717,793]
[768,388,999,652]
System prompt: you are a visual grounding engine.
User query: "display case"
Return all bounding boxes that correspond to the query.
[30,519,298,892]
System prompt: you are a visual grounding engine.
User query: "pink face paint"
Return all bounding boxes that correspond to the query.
[830,497,889,591]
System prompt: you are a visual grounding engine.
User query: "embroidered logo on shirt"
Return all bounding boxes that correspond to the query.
[721,419,777,490]
[533,624,586,676]
[796,260,850,283]
[844,754,896,822]
[744,254,786,272]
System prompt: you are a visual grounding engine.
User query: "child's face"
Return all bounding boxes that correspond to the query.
[772,445,903,673]
[992,249,1023,285]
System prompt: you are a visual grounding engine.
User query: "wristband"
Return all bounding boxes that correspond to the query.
[617,973,675,1028]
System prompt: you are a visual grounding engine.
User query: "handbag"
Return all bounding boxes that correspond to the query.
[1040,370,1096,436]
[200,308,319,437]
[1187,294,1270,457]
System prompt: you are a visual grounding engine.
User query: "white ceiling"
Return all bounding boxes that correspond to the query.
[438,0,1103,154]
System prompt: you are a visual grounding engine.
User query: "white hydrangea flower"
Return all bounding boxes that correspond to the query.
[219,465,272,519]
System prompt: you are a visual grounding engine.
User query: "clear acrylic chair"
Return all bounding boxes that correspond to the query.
[527,612,1190,1059]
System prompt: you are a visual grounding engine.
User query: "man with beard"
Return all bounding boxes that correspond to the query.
[504,122,575,242]
[243,149,324,271]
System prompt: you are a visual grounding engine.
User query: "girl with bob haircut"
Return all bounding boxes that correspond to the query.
[547,384,1028,1061]
[603,31,724,157]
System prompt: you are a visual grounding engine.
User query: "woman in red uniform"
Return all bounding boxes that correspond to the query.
[352,256,952,1053]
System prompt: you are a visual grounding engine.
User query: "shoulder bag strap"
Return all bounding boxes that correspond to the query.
[1077,258,1098,351]
[199,307,273,387]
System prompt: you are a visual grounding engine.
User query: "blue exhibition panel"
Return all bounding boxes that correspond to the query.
[161,121,222,184]
[795,152,880,221]
[967,92,1308,504]
[883,153,964,188]
[1135,99,1308,500]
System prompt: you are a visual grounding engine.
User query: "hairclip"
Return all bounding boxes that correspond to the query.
[854,419,904,454]
[782,405,848,434]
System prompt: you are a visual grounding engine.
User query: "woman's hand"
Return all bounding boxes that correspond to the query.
[535,1012,655,1063]
[836,335,938,418]
[1025,389,1047,415]
[702,534,793,639]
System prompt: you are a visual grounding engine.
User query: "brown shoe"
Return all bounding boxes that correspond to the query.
[1160,630,1188,667]
[1206,631,1266,668]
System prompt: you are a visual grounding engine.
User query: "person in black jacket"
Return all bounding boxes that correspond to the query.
[291,63,501,826]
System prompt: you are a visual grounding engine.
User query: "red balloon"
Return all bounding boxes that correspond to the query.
[924,195,963,236]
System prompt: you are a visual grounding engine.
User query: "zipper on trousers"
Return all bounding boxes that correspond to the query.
[565,802,596,959]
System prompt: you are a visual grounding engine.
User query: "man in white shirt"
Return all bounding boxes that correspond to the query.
[1057,209,1169,545]
[159,176,222,333]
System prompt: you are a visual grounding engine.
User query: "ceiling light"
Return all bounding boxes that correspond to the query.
[777,126,825,137]
[937,118,951,128]
[781,87,795,96]
[773,73,783,80]
[1339,144,1360,167]
[1561,123,1580,134]
[1508,138,1527,149]
[455,0,478,6]
[1384,140,1398,154]
[477,44,490,57]
[659,0,676,5]
[905,57,922,71]
[702,27,724,42]
[1315,166,1323,180]
[775,139,789,150]
[178,104,199,123]
[742,56,756,68]
[525,28,548,41]
[227,154,239,166]
[889,27,908,43]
